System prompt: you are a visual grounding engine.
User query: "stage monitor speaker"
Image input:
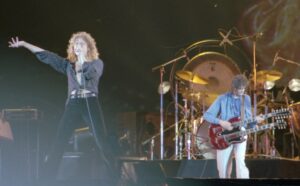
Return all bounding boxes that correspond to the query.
[176,159,218,178]
[57,152,110,180]
[120,161,166,185]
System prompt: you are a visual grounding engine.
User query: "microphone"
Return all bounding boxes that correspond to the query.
[272,51,279,66]
[219,29,233,46]
[78,54,85,65]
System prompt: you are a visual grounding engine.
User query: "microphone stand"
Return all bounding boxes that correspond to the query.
[152,54,187,160]
[141,119,184,159]
[174,80,179,159]
[252,35,258,158]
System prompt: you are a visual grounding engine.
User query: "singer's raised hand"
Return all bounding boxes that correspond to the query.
[8,37,44,53]
[8,37,25,48]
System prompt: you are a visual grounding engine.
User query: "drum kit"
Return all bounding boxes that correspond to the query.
[147,30,300,160]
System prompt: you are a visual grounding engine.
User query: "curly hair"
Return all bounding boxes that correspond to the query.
[231,74,249,89]
[67,31,100,63]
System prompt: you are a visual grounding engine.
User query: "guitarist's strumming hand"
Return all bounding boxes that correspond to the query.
[219,120,233,131]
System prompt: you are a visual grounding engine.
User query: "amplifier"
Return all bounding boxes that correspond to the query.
[2,108,39,120]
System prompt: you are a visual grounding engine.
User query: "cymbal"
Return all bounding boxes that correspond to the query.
[289,101,300,107]
[256,70,282,82]
[176,70,208,85]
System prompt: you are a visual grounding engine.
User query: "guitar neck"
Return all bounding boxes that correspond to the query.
[231,111,280,128]
[231,122,282,137]
[231,118,255,128]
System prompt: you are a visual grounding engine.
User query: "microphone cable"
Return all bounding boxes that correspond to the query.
[81,61,115,178]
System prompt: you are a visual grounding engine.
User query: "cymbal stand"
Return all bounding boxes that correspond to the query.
[159,67,165,159]
[186,100,195,160]
[152,54,187,160]
[141,119,184,159]
[251,35,258,158]
[174,80,179,159]
[189,100,199,160]
[263,86,270,156]
[182,99,189,159]
[180,99,196,160]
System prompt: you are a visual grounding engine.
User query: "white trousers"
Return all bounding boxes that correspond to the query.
[216,140,249,178]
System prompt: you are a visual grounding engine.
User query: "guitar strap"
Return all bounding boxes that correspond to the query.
[241,95,245,125]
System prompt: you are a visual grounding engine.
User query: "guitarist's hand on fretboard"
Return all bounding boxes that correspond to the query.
[256,114,265,124]
[219,120,233,131]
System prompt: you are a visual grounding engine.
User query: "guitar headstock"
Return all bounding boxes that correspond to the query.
[273,108,291,120]
[274,119,287,130]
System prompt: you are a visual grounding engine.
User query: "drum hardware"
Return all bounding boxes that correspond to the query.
[252,71,285,158]
[150,138,155,160]
[171,98,201,160]
[168,29,263,159]
[182,99,192,159]
[173,36,251,159]
[178,89,219,107]
[255,70,282,90]
[273,53,300,92]
[280,85,300,158]
[179,135,183,159]
[152,54,187,160]
[175,68,210,160]
[141,119,184,159]
[256,70,282,83]
[263,81,275,90]
[288,78,300,92]
[157,81,171,94]
[174,80,180,159]
[218,29,233,46]
[176,70,208,85]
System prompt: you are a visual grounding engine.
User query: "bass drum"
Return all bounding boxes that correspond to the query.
[195,120,216,159]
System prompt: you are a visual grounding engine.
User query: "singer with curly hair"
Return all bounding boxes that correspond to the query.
[8,32,114,184]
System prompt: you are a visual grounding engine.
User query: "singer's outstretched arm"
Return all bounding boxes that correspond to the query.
[8,37,44,53]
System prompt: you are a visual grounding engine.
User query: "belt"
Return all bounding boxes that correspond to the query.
[70,92,97,99]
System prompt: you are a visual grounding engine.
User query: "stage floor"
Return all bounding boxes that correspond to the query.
[118,157,300,185]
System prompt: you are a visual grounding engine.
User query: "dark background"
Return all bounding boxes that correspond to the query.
[1,0,300,156]
[0,0,254,137]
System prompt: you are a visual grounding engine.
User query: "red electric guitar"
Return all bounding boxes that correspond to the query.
[208,108,290,150]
